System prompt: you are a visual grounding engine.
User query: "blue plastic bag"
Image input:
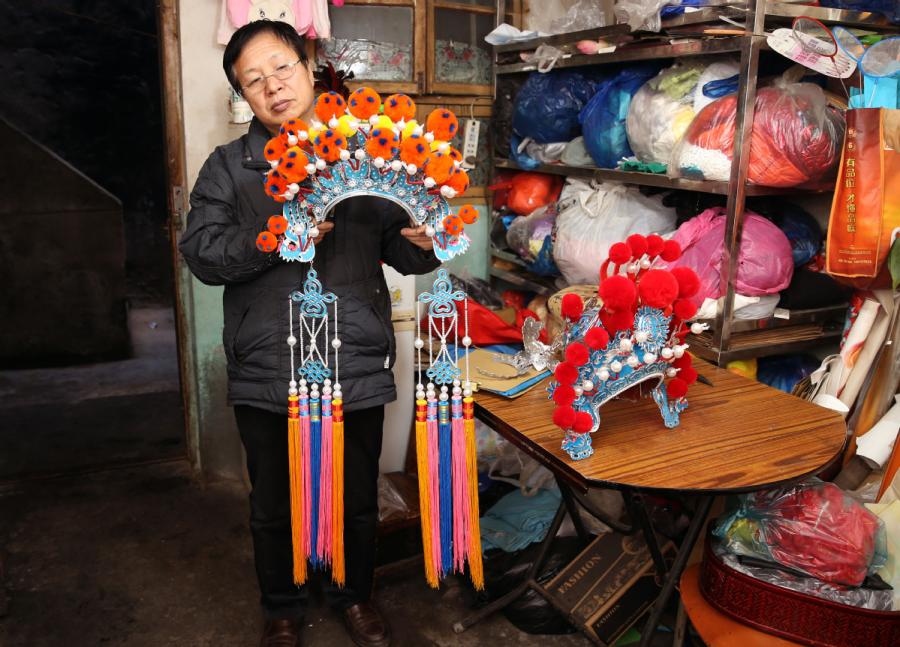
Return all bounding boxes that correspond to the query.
[512,70,604,144]
[579,64,661,168]
[757,354,821,393]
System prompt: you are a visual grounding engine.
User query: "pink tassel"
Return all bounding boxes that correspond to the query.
[319,396,333,561]
[451,399,468,573]
[427,401,442,577]
[300,398,312,556]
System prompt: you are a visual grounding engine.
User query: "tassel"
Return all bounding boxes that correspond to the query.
[426,399,442,576]
[300,393,313,577]
[319,394,333,562]
[464,397,484,590]
[415,399,438,588]
[309,392,322,565]
[438,398,453,577]
[451,396,468,573]
[331,397,346,586]
[288,394,307,584]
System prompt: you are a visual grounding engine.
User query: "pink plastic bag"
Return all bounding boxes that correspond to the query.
[662,207,794,305]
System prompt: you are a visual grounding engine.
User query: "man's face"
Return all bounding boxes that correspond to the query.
[234,32,315,134]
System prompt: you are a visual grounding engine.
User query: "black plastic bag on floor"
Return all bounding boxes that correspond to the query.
[474,536,584,635]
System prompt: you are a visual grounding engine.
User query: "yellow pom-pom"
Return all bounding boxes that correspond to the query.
[426,109,459,141]
[401,120,421,140]
[307,125,323,144]
[372,115,395,131]
[347,87,382,120]
[383,93,417,122]
[336,114,359,138]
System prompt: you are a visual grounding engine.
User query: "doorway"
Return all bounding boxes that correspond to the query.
[0,1,185,481]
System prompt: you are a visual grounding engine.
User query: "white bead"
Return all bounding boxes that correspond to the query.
[299,379,307,386]
[339,149,351,161]
[374,157,385,168]
[423,177,437,188]
[328,117,339,128]
[289,387,298,395]
[315,159,326,170]
[635,331,649,344]
[627,355,639,368]
[269,159,279,169]
[640,259,651,269]
[288,183,300,194]
[300,386,308,394]
[324,378,331,386]
[414,338,424,349]
[308,227,319,238]
[661,347,674,359]
[323,386,332,395]
[690,322,707,335]
[332,338,342,349]
[413,125,424,136]
[287,134,298,146]
[369,114,380,125]
[439,392,449,401]
[597,369,610,382]
[298,131,308,141]
[406,164,417,175]
[396,119,406,130]
[643,353,657,364]
[610,360,623,373]
[464,381,473,391]
[416,390,426,400]
[354,148,366,160]
[289,380,297,388]
[390,160,403,172]
[333,391,342,399]
[463,388,472,397]
[416,383,424,390]
[674,345,685,358]
[453,379,461,387]
[435,221,444,233]
[619,338,633,352]
[667,368,678,378]
[574,386,584,396]
[582,380,594,392]
[333,383,341,392]
[287,335,297,346]
[462,336,472,347]
[424,225,435,237]
[440,185,457,199]
[440,385,448,393]
[453,387,462,396]
[427,383,434,390]
[305,163,317,174]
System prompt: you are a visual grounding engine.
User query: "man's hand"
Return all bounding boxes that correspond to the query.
[313,220,334,244]
[400,225,434,251]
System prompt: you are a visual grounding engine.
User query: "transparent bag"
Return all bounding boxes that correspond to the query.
[506,204,561,277]
[614,0,681,32]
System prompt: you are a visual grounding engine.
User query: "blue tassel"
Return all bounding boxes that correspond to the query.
[438,399,453,577]
[309,394,322,566]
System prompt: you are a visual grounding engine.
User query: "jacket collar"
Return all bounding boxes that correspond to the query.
[242,117,273,170]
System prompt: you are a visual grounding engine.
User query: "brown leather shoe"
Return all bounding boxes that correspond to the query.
[260,618,301,647]
[343,602,391,647]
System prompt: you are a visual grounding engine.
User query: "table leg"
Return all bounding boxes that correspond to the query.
[557,477,591,544]
[452,500,568,634]
[624,491,669,580]
[637,494,713,647]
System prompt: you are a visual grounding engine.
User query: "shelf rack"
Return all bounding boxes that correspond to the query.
[488,0,896,364]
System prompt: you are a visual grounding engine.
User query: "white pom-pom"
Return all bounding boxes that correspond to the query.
[396,119,406,130]
[315,159,327,170]
[424,132,435,142]
[406,164,417,175]
[619,338,633,352]
[374,157,385,168]
[354,148,366,160]
[597,368,610,382]
[661,347,674,359]
[308,226,319,238]
[268,160,279,169]
[305,163,316,174]
[440,185,457,198]
[298,131,309,142]
[291,223,304,235]
[339,149,351,161]
[582,380,594,392]
[424,225,435,237]
[690,322,708,335]
[627,355,640,368]
[328,117,339,128]
[674,345,685,358]
[667,368,678,378]
[311,120,324,130]
[437,141,450,152]
[287,134,298,146]
[423,177,437,188]
[643,352,657,364]
[390,160,403,172]
[413,125,424,136]
[287,335,297,346]
[634,331,649,344]
[610,360,623,373]
[462,336,472,347]
[414,338,424,349]
[332,338,341,349]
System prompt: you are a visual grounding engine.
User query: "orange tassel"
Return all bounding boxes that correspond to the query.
[464,398,484,590]
[331,398,346,586]
[288,394,307,584]
[415,399,438,588]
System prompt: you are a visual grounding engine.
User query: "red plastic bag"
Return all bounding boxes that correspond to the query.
[489,172,563,216]
[464,300,548,345]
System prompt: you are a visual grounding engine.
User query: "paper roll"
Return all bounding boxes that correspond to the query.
[857,395,900,468]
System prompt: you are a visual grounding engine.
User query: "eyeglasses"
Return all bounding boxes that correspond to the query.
[241,59,303,95]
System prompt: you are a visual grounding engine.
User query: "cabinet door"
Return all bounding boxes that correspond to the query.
[318,0,425,95]
[427,1,497,96]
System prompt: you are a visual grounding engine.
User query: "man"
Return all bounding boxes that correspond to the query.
[179,20,439,647]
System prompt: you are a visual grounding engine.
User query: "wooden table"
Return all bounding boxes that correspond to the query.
[456,361,846,646]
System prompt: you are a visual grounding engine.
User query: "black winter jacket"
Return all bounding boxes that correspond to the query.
[179,118,440,414]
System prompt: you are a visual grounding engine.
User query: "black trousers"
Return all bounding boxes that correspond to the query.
[234,404,385,620]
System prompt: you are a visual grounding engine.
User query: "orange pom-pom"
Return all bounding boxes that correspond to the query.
[312,129,346,163]
[264,136,288,163]
[399,134,429,167]
[278,118,308,145]
[365,128,399,160]
[457,205,479,225]
[423,151,454,184]
[444,167,469,194]
[347,87,382,119]
[447,147,462,162]
[426,108,459,141]
[315,91,346,122]
[277,147,310,183]
[383,93,416,122]
[265,170,288,201]
[256,231,278,253]
[267,215,288,235]
[442,214,464,237]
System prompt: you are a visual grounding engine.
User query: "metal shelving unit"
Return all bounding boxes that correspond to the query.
[489,0,895,365]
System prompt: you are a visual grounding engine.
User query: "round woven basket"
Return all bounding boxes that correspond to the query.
[546,284,598,339]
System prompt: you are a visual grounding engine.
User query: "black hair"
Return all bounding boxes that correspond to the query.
[223,20,309,94]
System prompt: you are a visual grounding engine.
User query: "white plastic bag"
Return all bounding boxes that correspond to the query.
[552,178,678,285]
[615,0,679,32]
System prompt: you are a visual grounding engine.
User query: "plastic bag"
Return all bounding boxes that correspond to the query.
[715,480,888,587]
[756,354,821,393]
[552,178,677,285]
[524,140,567,164]
[377,474,408,522]
[512,70,604,144]
[548,0,609,34]
[489,172,563,216]
[579,64,662,169]
[509,133,542,170]
[625,61,706,166]
[819,0,900,22]
[671,80,844,187]
[753,201,823,266]
[660,206,794,304]
[694,60,740,112]
[615,0,680,32]
[506,204,561,277]
[560,136,594,166]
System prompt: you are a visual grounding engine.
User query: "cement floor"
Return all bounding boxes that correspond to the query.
[0,459,591,647]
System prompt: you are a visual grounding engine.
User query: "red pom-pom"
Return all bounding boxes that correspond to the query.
[673,299,698,321]
[601,309,635,333]
[626,234,648,258]
[638,270,679,309]
[646,234,665,257]
[584,327,610,350]
[673,354,692,371]
[573,411,593,434]
[670,266,700,299]
[554,361,579,385]
[599,275,637,312]
[667,377,688,399]
[553,385,576,406]
[560,293,585,322]
[565,342,590,366]
[680,365,698,385]
[608,242,632,265]
[660,239,682,262]
[553,406,576,429]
